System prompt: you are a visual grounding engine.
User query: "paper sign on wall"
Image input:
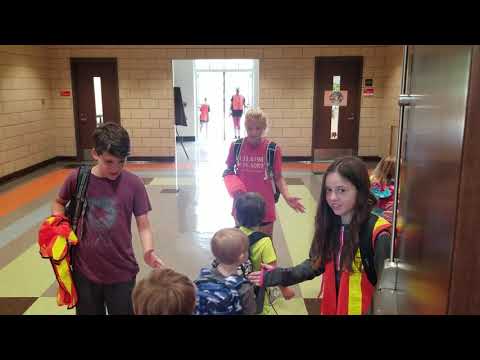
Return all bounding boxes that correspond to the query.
[60,90,71,97]
[324,90,348,106]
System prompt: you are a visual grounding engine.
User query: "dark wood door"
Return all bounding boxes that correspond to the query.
[71,59,120,160]
[312,57,362,160]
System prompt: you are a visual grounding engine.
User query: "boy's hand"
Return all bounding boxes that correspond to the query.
[144,249,165,268]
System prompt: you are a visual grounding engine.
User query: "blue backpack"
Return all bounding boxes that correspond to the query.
[194,267,247,315]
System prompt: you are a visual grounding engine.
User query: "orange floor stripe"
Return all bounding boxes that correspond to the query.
[126,163,192,170]
[0,169,71,217]
[283,162,332,172]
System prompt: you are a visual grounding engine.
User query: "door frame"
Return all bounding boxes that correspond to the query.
[311,56,363,160]
[70,58,121,161]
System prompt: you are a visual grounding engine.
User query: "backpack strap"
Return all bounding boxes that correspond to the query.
[233,137,244,172]
[265,141,277,177]
[71,165,91,233]
[359,213,378,286]
[265,141,281,202]
[248,231,269,248]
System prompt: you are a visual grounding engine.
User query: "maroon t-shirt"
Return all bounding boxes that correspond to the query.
[58,168,152,284]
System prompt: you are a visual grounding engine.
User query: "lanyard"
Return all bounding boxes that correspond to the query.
[336,225,345,271]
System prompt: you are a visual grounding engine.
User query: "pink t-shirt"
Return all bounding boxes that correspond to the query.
[226,138,282,223]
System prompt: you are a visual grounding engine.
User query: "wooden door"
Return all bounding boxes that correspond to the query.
[312,57,362,160]
[71,59,120,160]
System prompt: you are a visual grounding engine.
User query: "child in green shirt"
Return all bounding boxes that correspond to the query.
[234,192,295,314]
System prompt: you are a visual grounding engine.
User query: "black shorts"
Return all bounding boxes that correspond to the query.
[232,110,243,117]
[73,269,136,315]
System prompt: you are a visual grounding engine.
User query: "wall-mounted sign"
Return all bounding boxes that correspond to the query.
[60,90,71,97]
[324,90,348,106]
[365,79,373,87]
[363,87,374,96]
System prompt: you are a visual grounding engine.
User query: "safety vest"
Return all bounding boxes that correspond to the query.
[232,94,245,110]
[320,216,391,315]
[38,214,79,309]
[200,104,209,121]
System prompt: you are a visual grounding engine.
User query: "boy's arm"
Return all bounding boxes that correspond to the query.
[52,197,67,215]
[135,213,164,268]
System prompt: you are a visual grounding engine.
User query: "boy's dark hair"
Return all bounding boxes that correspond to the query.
[93,122,130,159]
[234,192,266,228]
[132,268,196,315]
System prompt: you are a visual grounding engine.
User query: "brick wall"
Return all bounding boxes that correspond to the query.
[1,45,402,178]
[380,46,404,157]
[0,46,53,178]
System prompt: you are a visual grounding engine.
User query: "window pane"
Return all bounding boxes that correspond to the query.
[93,77,104,126]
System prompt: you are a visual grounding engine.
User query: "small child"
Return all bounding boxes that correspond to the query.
[132,268,196,315]
[370,156,396,223]
[234,192,295,315]
[194,228,256,315]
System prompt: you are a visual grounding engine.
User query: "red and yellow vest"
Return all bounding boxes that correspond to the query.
[232,94,245,110]
[320,216,391,315]
[38,214,79,309]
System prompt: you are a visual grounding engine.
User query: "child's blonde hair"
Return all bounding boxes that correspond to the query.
[244,108,268,130]
[371,156,396,184]
[211,228,248,265]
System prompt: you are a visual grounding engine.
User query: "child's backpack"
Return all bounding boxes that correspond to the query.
[194,267,247,315]
[226,138,281,203]
[240,230,270,314]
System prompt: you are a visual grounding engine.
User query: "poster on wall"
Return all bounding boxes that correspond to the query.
[324,90,348,106]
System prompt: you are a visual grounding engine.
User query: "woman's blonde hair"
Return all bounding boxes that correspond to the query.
[244,108,268,131]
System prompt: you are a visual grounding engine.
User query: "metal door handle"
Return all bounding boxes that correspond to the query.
[347,116,354,120]
[398,94,423,107]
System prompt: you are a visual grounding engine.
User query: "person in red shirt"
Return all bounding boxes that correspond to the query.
[225,108,305,239]
[230,88,246,139]
[199,97,210,136]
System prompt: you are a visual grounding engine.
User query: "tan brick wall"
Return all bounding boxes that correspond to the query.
[48,47,175,158]
[380,46,404,157]
[258,46,390,157]
[0,46,53,178]
[1,45,401,178]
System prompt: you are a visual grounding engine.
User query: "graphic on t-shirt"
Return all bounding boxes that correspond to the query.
[87,197,117,229]
[85,197,117,247]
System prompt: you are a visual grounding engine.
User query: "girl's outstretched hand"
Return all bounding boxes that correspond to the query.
[248,263,275,287]
[285,195,305,213]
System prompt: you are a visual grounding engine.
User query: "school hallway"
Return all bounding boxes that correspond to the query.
[1,44,479,315]
[0,139,339,315]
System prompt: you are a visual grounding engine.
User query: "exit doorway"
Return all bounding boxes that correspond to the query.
[194,59,258,144]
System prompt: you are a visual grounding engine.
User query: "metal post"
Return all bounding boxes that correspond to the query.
[390,45,410,262]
